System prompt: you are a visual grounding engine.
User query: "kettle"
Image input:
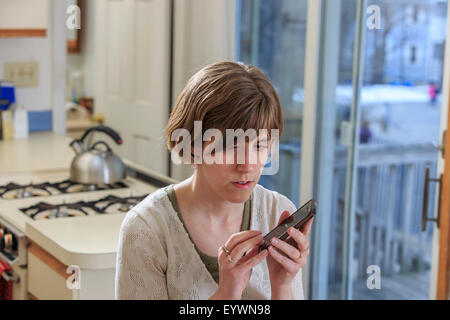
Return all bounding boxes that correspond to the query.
[69,126,126,184]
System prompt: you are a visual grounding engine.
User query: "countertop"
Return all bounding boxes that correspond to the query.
[0,132,74,174]
[27,212,129,269]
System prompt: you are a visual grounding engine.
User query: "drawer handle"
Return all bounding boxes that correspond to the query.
[1,271,20,283]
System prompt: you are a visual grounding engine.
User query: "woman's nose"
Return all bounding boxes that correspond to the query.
[236,146,261,169]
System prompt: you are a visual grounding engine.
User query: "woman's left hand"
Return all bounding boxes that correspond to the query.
[266,210,313,297]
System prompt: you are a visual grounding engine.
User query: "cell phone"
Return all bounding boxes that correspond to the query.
[259,199,317,252]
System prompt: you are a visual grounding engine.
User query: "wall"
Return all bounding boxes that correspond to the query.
[0,0,67,135]
[0,37,52,111]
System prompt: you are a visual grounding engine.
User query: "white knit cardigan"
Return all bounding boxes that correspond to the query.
[115,183,304,300]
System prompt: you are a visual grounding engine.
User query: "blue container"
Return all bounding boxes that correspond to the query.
[0,83,16,110]
[28,110,52,132]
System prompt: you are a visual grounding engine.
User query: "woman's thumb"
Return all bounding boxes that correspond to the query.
[277,210,291,225]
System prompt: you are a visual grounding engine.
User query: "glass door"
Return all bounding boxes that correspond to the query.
[236,0,447,299]
[350,0,447,299]
[309,0,448,299]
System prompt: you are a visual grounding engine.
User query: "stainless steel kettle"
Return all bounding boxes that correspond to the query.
[69,126,126,184]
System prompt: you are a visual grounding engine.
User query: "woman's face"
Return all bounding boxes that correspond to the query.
[194,133,272,203]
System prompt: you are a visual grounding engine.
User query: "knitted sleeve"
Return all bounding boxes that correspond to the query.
[115,209,169,299]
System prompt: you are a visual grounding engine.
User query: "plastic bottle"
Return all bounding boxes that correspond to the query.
[13,105,29,139]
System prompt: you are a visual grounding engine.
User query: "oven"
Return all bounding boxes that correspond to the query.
[0,216,28,300]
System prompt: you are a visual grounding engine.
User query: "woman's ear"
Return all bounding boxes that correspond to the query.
[191,143,202,169]
[191,139,205,155]
[191,141,200,161]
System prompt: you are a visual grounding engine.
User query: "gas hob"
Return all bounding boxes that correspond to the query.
[0,179,128,200]
[19,194,148,220]
[0,169,159,268]
[0,169,158,231]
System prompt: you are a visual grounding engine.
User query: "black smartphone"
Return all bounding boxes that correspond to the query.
[259,199,317,251]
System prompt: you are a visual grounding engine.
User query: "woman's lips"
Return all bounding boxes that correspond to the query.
[231,181,253,189]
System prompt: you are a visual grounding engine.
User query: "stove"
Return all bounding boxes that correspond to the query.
[19,194,148,220]
[0,178,145,221]
[0,180,128,199]
[0,167,168,299]
[0,169,158,230]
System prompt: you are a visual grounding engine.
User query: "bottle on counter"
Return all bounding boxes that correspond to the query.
[13,105,29,139]
[1,108,14,140]
[0,110,3,140]
[0,81,16,141]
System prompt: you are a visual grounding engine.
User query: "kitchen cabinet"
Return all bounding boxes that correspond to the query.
[27,242,74,300]
[27,241,116,300]
[0,0,48,37]
[96,0,170,176]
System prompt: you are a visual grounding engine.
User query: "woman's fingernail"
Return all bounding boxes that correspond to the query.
[271,238,279,245]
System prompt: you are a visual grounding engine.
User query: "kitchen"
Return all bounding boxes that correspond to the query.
[1,0,450,302]
[0,0,186,300]
[0,130,176,299]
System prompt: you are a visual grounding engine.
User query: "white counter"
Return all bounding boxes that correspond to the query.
[0,132,73,173]
[26,213,127,269]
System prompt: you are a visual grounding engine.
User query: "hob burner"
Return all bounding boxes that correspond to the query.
[19,194,148,220]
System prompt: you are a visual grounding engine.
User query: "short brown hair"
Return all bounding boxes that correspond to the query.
[165,61,283,162]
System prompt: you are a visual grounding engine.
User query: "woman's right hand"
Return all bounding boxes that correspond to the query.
[210,230,268,300]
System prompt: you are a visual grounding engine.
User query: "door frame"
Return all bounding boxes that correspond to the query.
[430,0,450,300]
[435,107,450,300]
[300,0,323,300]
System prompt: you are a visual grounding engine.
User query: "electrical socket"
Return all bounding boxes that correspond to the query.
[4,62,39,87]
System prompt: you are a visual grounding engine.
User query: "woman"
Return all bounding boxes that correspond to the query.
[115,61,313,300]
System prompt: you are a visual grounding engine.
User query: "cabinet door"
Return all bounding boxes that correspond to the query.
[0,0,48,37]
[98,0,171,176]
[27,251,73,300]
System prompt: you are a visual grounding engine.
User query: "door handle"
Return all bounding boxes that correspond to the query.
[1,270,20,283]
[422,166,442,231]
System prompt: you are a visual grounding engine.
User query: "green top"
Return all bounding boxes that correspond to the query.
[164,184,252,284]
